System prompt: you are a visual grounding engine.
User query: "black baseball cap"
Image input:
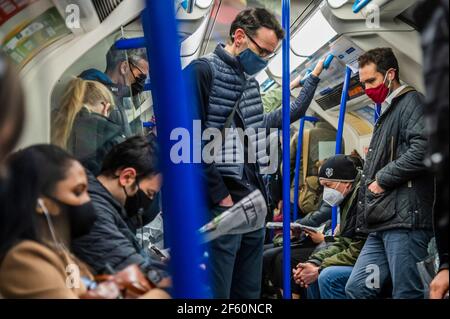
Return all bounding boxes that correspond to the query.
[319,154,358,182]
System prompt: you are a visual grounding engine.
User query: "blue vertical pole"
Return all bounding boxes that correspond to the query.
[282,0,292,300]
[332,66,352,233]
[141,1,206,298]
[374,103,382,123]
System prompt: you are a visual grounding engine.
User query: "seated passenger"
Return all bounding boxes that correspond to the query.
[79,45,149,137]
[263,200,332,299]
[71,136,169,287]
[293,155,366,299]
[52,78,126,175]
[0,145,169,299]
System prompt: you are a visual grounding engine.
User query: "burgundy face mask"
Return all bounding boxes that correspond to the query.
[365,70,394,104]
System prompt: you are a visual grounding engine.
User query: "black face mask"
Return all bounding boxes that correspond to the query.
[123,183,153,218]
[131,74,147,97]
[49,197,97,239]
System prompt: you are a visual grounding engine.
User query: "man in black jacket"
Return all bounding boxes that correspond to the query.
[345,48,435,299]
[72,136,168,284]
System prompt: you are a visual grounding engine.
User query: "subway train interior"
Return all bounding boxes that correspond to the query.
[6,0,424,152]
[0,0,448,302]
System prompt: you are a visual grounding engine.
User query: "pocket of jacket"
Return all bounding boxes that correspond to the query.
[365,189,397,226]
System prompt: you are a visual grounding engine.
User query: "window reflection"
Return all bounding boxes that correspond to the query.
[51,19,154,175]
[201,0,306,55]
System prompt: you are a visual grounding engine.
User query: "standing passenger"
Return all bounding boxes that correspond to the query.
[52,78,126,175]
[346,48,435,299]
[185,8,324,298]
[80,45,149,137]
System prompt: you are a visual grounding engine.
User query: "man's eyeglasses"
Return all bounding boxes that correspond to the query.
[245,32,277,60]
[129,60,146,77]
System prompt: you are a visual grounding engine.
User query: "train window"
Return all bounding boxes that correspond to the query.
[267,8,337,79]
[290,9,337,58]
[50,18,153,176]
[200,0,309,56]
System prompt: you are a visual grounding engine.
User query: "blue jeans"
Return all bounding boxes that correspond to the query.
[208,228,265,299]
[345,229,433,299]
[306,266,353,299]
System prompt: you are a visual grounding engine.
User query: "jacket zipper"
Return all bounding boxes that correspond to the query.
[408,180,418,229]
[138,209,144,248]
[390,136,395,162]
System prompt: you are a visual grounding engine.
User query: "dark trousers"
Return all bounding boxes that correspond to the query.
[208,228,265,299]
[272,241,316,296]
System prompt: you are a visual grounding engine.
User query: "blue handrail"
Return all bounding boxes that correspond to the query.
[281,0,292,300]
[300,69,313,86]
[115,37,147,50]
[323,54,335,70]
[332,66,352,233]
[353,0,372,13]
[141,1,206,298]
[292,116,319,222]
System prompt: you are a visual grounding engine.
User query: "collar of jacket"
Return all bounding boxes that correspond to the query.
[377,86,417,123]
[338,172,362,237]
[340,171,362,213]
[214,44,246,76]
[87,172,128,219]
[78,107,120,126]
[381,84,408,115]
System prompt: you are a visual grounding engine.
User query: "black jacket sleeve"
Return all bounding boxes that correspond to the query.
[72,207,165,276]
[299,201,332,228]
[263,75,321,129]
[184,60,230,206]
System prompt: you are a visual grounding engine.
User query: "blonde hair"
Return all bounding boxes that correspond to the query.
[52,78,114,149]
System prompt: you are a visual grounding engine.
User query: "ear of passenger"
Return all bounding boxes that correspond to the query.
[118,167,139,203]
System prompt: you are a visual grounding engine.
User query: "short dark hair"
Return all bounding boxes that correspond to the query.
[106,43,147,72]
[358,48,400,82]
[229,8,285,43]
[100,135,160,179]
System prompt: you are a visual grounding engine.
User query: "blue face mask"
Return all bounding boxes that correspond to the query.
[238,48,268,76]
